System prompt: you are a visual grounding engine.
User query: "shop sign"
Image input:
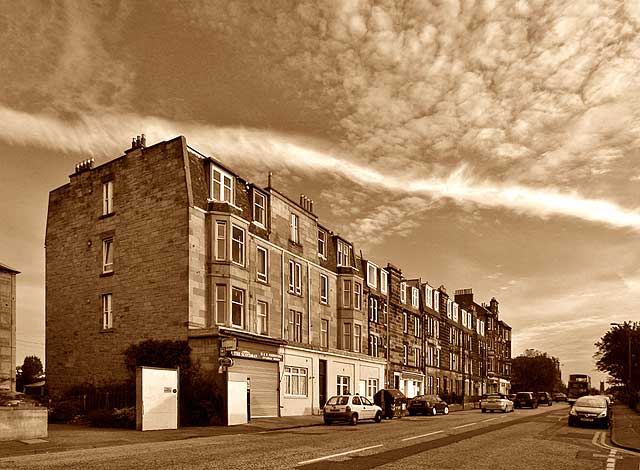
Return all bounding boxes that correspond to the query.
[230,350,282,362]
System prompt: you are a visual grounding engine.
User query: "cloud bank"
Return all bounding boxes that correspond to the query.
[2,104,640,232]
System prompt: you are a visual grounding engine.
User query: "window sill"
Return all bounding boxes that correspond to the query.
[100,271,114,277]
[207,199,244,212]
[256,279,270,286]
[99,212,115,220]
[284,395,309,399]
[100,328,114,333]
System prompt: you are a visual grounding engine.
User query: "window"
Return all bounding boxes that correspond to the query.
[256,247,268,283]
[102,238,113,273]
[380,270,388,294]
[425,285,433,308]
[367,263,377,288]
[343,323,352,350]
[215,284,226,324]
[414,347,421,367]
[434,290,440,312]
[369,335,379,357]
[215,221,226,260]
[369,298,378,322]
[257,301,268,335]
[211,165,234,203]
[102,181,113,215]
[414,316,421,337]
[337,240,351,267]
[403,312,408,333]
[289,261,302,295]
[284,366,308,396]
[411,287,419,308]
[253,191,266,226]
[400,282,406,303]
[231,225,245,265]
[343,280,352,308]
[102,293,112,329]
[367,378,379,398]
[231,287,244,328]
[462,308,467,327]
[354,324,361,353]
[403,345,408,365]
[320,319,329,348]
[354,282,361,310]
[290,213,299,244]
[318,229,326,258]
[288,310,302,342]
[320,274,328,304]
[453,302,459,322]
[337,375,350,395]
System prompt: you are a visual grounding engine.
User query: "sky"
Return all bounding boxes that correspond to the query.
[3,0,640,388]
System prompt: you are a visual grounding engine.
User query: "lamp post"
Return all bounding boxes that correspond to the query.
[610,322,632,396]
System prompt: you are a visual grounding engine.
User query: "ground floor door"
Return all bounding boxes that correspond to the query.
[231,358,279,418]
[318,359,327,408]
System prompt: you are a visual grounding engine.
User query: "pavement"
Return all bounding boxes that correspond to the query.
[1,403,637,459]
[610,403,640,453]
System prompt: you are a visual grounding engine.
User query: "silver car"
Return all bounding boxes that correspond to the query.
[480,393,514,413]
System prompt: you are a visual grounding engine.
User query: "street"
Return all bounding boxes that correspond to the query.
[1,404,638,470]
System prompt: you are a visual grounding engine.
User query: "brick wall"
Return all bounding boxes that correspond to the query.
[46,137,192,397]
[0,269,17,391]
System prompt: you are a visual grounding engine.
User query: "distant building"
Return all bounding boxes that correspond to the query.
[0,262,19,391]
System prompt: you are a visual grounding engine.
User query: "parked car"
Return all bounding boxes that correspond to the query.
[507,393,517,402]
[513,392,538,409]
[480,393,514,413]
[568,395,611,428]
[552,392,567,402]
[536,392,553,406]
[323,394,383,425]
[373,389,408,419]
[407,395,449,416]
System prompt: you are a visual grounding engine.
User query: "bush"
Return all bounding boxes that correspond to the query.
[87,407,136,429]
[49,398,85,423]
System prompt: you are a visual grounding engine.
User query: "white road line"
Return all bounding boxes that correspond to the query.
[453,422,477,429]
[297,444,384,465]
[481,418,497,423]
[401,430,444,442]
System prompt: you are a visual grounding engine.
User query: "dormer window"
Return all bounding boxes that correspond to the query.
[367,262,377,288]
[253,191,266,226]
[411,287,419,308]
[425,285,433,308]
[380,270,388,294]
[400,282,406,303]
[337,240,351,267]
[211,165,234,203]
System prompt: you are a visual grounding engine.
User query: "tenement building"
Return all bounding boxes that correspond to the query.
[46,135,511,420]
[0,263,19,391]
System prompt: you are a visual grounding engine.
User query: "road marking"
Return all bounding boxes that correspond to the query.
[453,422,477,429]
[481,418,497,423]
[297,444,384,465]
[401,430,444,442]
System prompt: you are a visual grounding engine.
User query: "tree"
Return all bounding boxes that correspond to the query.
[594,322,639,392]
[511,351,560,392]
[16,355,44,392]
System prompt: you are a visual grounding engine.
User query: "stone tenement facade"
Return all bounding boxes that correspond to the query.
[46,135,512,418]
[0,263,19,391]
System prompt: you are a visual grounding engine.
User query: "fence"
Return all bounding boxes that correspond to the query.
[76,387,136,412]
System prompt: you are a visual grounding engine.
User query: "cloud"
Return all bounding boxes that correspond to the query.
[3,104,640,233]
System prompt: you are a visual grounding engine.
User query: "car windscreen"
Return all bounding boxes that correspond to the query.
[574,397,607,408]
[326,396,349,406]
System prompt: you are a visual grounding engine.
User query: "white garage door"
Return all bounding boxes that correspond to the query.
[232,359,279,418]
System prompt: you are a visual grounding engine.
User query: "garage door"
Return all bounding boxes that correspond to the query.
[232,358,279,418]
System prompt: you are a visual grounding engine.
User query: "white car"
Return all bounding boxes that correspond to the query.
[480,393,514,413]
[323,394,383,425]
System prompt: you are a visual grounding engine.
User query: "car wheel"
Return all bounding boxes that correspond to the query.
[481,408,486,413]
[408,410,416,416]
[443,406,449,415]
[431,407,437,416]
[568,419,574,427]
[350,413,358,425]
[324,417,332,425]
[374,412,382,423]
[549,402,552,406]
[502,406,507,413]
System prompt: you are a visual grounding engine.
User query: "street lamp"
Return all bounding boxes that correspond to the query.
[610,322,632,396]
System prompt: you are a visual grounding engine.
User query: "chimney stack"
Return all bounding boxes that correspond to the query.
[126,133,147,153]
[74,158,95,174]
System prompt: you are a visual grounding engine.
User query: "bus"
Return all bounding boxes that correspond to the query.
[567,374,591,403]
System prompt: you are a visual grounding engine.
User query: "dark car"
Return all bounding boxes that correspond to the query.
[568,395,611,428]
[373,389,408,419]
[536,392,553,406]
[408,395,449,416]
[514,392,538,409]
[553,392,567,402]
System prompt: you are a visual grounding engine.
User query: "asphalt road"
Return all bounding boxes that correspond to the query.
[1,404,638,470]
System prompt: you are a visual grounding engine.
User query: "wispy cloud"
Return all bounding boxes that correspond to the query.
[2,105,640,233]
